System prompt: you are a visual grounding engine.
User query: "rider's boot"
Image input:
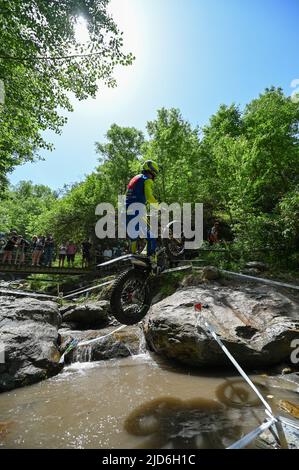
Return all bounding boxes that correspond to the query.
[150,252,165,275]
[150,253,159,274]
[131,240,137,254]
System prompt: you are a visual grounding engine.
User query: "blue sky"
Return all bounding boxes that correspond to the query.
[10,0,299,189]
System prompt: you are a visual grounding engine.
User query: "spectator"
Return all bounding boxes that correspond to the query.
[44,234,55,267]
[58,243,67,268]
[2,231,18,264]
[95,245,104,264]
[81,240,92,268]
[103,247,113,260]
[115,245,122,257]
[32,235,45,266]
[15,236,30,265]
[66,241,77,267]
[208,222,220,245]
[31,236,37,259]
[0,234,6,258]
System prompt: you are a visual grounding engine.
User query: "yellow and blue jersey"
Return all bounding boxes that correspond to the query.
[126,174,158,209]
[125,174,158,256]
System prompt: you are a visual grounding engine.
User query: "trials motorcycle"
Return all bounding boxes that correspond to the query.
[97,219,185,325]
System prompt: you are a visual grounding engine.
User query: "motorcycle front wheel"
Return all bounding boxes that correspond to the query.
[110,268,151,325]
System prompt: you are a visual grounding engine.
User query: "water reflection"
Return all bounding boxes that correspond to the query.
[216,379,268,408]
[124,396,242,449]
[124,379,272,448]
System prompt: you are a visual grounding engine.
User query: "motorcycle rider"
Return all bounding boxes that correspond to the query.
[125,160,160,266]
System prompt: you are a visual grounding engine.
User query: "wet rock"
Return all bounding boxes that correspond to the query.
[180,273,203,287]
[277,372,299,387]
[0,296,62,392]
[59,325,142,362]
[281,367,293,375]
[202,266,220,281]
[144,284,299,368]
[256,372,299,393]
[234,325,258,339]
[91,327,141,360]
[245,262,269,272]
[59,301,110,329]
[152,292,164,304]
[97,283,114,301]
[278,400,299,419]
[258,424,299,449]
[242,268,260,276]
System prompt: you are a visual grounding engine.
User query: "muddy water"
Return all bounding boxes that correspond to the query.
[0,353,298,449]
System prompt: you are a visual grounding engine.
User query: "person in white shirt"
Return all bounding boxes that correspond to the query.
[103,248,112,260]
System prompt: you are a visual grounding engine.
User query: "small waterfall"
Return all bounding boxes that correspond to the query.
[73,344,93,363]
[68,323,149,365]
[67,325,128,364]
[137,324,147,354]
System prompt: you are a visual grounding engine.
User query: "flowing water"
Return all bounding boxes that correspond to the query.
[1,350,299,449]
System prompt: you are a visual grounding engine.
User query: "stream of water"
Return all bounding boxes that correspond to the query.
[1,350,299,449]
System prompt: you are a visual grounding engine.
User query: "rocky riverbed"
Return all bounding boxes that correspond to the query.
[1,274,299,393]
[0,274,299,449]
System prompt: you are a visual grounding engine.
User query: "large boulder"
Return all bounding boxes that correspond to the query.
[60,301,110,329]
[0,296,62,392]
[202,266,220,281]
[245,261,269,272]
[143,284,299,368]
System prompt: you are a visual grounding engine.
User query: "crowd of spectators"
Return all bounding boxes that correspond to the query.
[0,229,134,269]
[0,230,93,268]
[95,244,128,263]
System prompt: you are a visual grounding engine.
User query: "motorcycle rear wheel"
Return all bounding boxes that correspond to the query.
[163,221,185,260]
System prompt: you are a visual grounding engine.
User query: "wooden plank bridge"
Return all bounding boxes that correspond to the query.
[0,264,97,276]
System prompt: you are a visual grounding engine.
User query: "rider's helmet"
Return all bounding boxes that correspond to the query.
[142,160,159,178]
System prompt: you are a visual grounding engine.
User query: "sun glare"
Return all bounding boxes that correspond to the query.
[75,16,89,44]
[71,2,147,108]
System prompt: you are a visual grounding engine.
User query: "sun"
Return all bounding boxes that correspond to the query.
[74,16,89,44]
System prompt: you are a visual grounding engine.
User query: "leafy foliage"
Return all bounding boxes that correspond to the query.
[0,87,298,266]
[0,0,133,191]
[0,180,58,236]
[96,124,145,197]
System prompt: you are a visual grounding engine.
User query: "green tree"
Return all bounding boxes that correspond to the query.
[0,180,57,236]
[95,124,145,197]
[0,0,133,191]
[145,108,201,204]
[3,88,298,263]
[242,87,299,212]
[34,125,145,243]
[199,104,243,212]
[32,172,107,243]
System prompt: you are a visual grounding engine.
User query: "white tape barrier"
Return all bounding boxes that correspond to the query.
[279,416,299,431]
[196,313,274,417]
[78,324,127,347]
[221,270,299,291]
[227,418,276,449]
[63,280,114,299]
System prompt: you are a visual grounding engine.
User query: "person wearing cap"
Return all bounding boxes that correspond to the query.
[208,221,220,245]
